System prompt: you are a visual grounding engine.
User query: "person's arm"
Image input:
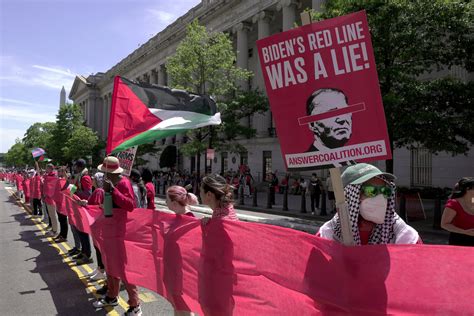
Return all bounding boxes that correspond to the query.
[441,207,474,236]
[110,180,135,212]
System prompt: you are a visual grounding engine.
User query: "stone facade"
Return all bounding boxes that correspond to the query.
[69,0,473,188]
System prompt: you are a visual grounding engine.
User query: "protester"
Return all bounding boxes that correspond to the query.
[43,163,59,237]
[30,168,43,217]
[130,169,147,208]
[318,163,421,245]
[53,167,69,243]
[92,156,141,316]
[23,172,31,204]
[71,159,93,265]
[441,177,474,246]
[84,172,107,281]
[309,173,322,215]
[200,174,238,222]
[166,185,198,217]
[15,171,24,200]
[142,168,156,210]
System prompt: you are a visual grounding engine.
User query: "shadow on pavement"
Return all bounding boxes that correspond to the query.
[11,211,107,315]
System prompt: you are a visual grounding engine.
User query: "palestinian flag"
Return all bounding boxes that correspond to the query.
[106,76,221,154]
[67,184,77,196]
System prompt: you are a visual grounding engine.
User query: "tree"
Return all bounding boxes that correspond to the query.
[167,19,254,176]
[310,0,473,172]
[4,140,28,167]
[49,103,84,164]
[22,122,56,158]
[62,125,99,163]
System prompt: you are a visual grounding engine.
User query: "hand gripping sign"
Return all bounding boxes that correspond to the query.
[257,10,391,171]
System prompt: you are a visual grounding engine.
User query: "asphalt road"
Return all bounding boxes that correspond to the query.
[0,183,174,316]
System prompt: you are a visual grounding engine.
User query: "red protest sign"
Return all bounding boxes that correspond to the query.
[257,11,391,170]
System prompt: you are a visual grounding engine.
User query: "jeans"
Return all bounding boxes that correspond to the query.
[310,192,321,213]
[78,231,91,258]
[69,223,81,251]
[32,198,42,215]
[57,212,68,239]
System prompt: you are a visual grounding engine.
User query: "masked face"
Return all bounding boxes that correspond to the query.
[359,194,387,224]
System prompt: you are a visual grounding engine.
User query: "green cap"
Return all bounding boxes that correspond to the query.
[341,163,396,187]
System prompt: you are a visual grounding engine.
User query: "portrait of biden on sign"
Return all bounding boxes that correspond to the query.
[306,88,353,153]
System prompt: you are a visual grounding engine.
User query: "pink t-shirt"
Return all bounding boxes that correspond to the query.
[446,199,474,230]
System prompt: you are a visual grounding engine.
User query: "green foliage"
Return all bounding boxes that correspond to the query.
[4,140,29,167]
[308,0,473,171]
[62,125,99,163]
[49,103,84,164]
[159,145,177,169]
[22,122,56,153]
[167,19,252,95]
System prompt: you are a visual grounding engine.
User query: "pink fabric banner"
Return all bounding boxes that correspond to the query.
[63,194,102,234]
[86,206,474,315]
[43,175,57,205]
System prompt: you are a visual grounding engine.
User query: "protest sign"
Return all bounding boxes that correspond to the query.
[113,146,138,176]
[257,10,391,171]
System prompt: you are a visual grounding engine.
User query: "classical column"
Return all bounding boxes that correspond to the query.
[158,64,166,86]
[252,11,273,137]
[278,0,299,31]
[312,0,325,12]
[234,22,251,128]
[151,69,159,84]
[234,22,250,91]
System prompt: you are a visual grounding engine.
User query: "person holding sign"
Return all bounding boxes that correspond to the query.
[441,177,474,246]
[318,164,420,245]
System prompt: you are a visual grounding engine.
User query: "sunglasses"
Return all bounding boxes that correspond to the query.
[361,185,393,198]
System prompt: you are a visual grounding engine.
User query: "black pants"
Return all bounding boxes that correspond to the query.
[449,232,474,246]
[57,212,68,239]
[310,192,321,213]
[78,231,91,257]
[95,246,104,270]
[33,198,42,215]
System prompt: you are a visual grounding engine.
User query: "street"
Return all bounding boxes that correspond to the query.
[0,183,174,316]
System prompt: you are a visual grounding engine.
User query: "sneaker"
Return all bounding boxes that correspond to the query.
[87,268,99,278]
[71,253,83,260]
[67,248,79,255]
[54,236,67,243]
[96,285,108,296]
[90,270,106,281]
[92,296,118,308]
[75,255,93,265]
[124,305,142,316]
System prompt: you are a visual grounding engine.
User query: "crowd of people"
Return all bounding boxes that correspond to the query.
[1,159,473,315]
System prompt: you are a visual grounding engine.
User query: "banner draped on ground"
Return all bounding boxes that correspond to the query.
[57,191,474,315]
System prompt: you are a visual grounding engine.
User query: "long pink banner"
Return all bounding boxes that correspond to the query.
[57,192,473,315]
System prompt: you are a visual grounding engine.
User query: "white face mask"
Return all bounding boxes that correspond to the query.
[360,194,388,224]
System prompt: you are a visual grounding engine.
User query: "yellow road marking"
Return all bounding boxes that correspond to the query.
[6,190,130,315]
[139,292,158,303]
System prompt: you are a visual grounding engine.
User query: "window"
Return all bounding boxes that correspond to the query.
[262,151,272,180]
[410,148,432,186]
[221,152,228,174]
[240,152,248,166]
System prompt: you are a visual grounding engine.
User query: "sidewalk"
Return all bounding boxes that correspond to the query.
[156,190,450,245]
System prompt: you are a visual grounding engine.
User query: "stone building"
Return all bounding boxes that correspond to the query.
[69,0,473,188]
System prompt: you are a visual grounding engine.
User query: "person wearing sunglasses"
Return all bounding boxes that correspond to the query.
[318,163,421,245]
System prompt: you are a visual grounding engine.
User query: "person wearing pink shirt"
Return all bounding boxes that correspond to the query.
[92,156,141,316]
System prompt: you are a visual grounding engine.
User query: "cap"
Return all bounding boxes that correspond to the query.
[341,163,396,187]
